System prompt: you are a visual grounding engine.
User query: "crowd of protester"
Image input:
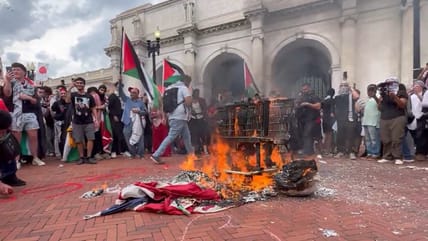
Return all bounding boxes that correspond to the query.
[1,61,427,195]
[295,75,428,165]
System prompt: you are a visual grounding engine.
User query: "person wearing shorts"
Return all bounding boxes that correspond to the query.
[2,62,45,166]
[65,77,98,164]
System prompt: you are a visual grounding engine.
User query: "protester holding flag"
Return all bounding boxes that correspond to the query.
[65,77,98,165]
[118,86,146,159]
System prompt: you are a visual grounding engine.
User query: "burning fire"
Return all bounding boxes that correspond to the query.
[181,136,291,198]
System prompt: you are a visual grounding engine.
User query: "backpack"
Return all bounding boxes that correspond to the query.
[163,87,184,113]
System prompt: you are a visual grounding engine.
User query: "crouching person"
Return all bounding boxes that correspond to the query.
[0,110,26,191]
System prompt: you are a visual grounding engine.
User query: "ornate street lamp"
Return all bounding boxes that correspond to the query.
[26,62,35,81]
[146,27,161,85]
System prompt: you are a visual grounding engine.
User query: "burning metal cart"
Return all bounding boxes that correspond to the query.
[216,98,296,175]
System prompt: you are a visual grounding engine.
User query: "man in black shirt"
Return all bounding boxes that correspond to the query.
[65,77,98,164]
[107,82,125,158]
[51,86,70,157]
[377,78,408,164]
[295,83,322,158]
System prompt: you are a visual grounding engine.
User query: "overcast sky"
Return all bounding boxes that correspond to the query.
[0,0,164,78]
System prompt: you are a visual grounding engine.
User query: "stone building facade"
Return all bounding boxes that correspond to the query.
[105,0,428,101]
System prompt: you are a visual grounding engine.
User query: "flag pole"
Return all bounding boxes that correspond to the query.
[119,27,124,86]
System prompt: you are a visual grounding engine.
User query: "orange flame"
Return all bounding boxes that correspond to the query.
[180,135,291,198]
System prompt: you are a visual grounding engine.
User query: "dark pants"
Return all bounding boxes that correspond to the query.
[189,118,208,154]
[92,130,102,156]
[110,119,125,154]
[336,120,358,154]
[410,117,428,156]
[301,120,316,155]
[380,116,406,160]
[0,159,17,179]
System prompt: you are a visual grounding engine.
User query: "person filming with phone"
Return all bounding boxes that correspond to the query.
[2,62,45,166]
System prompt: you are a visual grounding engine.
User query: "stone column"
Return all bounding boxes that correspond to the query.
[340,0,357,85]
[178,26,198,87]
[245,8,267,95]
[132,15,145,60]
[105,23,121,83]
[400,1,413,83]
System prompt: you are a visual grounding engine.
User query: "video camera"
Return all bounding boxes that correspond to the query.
[377,80,399,97]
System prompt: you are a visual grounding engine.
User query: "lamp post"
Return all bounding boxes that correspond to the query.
[26,62,35,81]
[146,27,161,85]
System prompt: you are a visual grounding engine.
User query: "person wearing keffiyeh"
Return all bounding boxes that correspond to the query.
[333,81,360,160]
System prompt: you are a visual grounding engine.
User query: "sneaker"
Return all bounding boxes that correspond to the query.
[403,159,415,163]
[377,159,391,163]
[20,159,27,164]
[150,155,164,164]
[101,153,111,159]
[1,174,26,187]
[334,152,344,158]
[94,154,103,160]
[86,157,97,164]
[76,158,85,165]
[111,152,117,159]
[350,153,357,160]
[123,151,132,157]
[32,157,46,166]
[16,161,21,170]
[394,159,404,165]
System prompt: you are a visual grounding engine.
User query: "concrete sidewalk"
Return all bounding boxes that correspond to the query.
[1,155,427,241]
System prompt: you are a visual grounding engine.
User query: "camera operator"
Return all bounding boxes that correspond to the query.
[377,78,408,165]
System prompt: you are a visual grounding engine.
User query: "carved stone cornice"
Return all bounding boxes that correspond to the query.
[244,7,268,20]
[197,19,250,36]
[104,46,121,57]
[159,35,184,47]
[177,24,199,35]
[269,0,338,19]
[131,39,145,47]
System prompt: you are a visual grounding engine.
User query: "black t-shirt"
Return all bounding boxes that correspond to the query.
[71,92,95,124]
[334,94,357,122]
[51,99,69,121]
[295,93,321,121]
[380,88,408,120]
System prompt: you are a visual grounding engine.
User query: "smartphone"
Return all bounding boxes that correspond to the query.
[6,66,12,72]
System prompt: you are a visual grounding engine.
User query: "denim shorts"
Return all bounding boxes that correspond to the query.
[11,113,39,131]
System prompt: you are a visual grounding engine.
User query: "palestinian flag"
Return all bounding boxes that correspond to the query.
[62,126,79,162]
[101,111,112,153]
[162,59,184,93]
[244,62,259,97]
[122,32,160,108]
[20,131,31,156]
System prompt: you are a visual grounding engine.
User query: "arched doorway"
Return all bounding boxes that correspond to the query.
[203,53,245,104]
[272,39,332,98]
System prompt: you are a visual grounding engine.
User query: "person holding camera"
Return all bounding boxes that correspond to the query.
[377,78,408,165]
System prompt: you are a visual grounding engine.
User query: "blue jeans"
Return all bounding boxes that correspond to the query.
[402,128,412,160]
[363,126,380,157]
[123,124,144,157]
[153,119,194,158]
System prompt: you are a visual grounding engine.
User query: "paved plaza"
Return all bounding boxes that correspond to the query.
[1,155,427,241]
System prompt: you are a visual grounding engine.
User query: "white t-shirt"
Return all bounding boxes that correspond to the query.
[167,81,191,121]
